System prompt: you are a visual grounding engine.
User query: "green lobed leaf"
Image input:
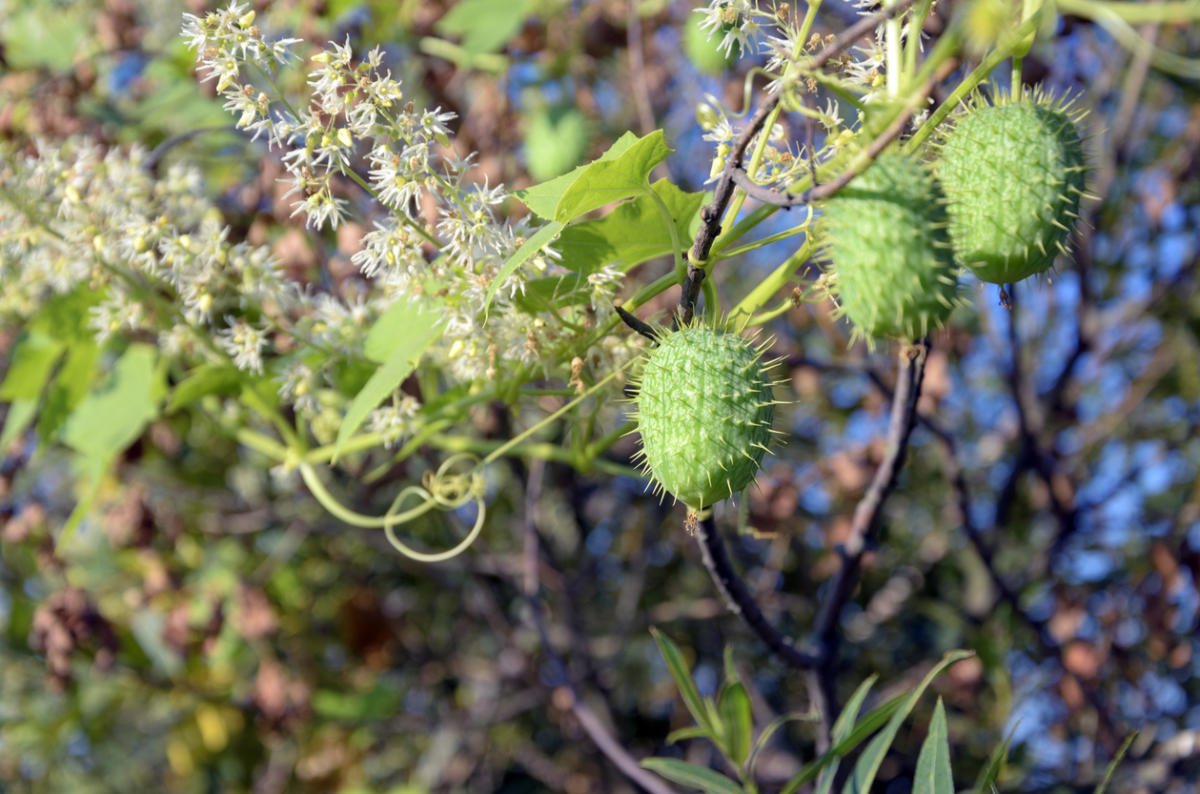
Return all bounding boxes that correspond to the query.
[913,698,954,794]
[516,132,640,219]
[552,130,672,222]
[37,339,100,442]
[334,299,444,456]
[434,0,533,55]
[553,178,703,273]
[0,331,65,401]
[841,650,974,794]
[641,758,744,794]
[2,4,90,71]
[650,627,714,734]
[61,344,163,466]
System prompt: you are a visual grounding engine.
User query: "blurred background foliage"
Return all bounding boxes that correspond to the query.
[1,0,1199,792]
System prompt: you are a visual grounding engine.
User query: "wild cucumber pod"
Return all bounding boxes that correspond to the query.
[935,88,1088,283]
[632,325,779,510]
[821,152,960,342]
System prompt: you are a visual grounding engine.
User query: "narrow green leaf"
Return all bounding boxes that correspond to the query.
[834,676,879,743]
[783,694,906,794]
[913,698,954,794]
[335,299,443,456]
[717,681,753,767]
[1093,731,1138,794]
[650,627,713,734]
[516,132,640,218]
[553,131,671,223]
[61,344,163,465]
[814,675,879,794]
[641,758,744,794]
[667,726,710,744]
[973,723,1018,792]
[0,331,64,401]
[747,711,810,776]
[482,220,563,310]
[364,294,446,363]
[841,650,974,794]
[166,363,243,413]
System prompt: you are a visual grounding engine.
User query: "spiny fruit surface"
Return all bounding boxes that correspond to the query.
[633,326,774,509]
[822,152,958,341]
[936,91,1086,283]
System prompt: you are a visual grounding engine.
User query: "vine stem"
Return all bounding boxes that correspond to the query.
[692,341,930,686]
[677,0,920,325]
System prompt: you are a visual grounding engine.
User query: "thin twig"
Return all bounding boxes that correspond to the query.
[807,338,930,721]
[678,0,919,323]
[523,461,675,794]
[694,517,821,669]
[728,96,920,208]
[692,339,930,753]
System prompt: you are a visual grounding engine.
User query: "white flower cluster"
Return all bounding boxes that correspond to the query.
[181,2,628,388]
[696,1,913,193]
[0,138,283,379]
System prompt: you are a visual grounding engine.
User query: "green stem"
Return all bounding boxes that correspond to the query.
[905,14,1039,152]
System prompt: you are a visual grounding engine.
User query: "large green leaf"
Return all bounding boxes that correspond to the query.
[552,130,672,222]
[913,698,954,794]
[2,4,90,70]
[37,339,100,441]
[334,299,443,456]
[435,0,532,55]
[61,344,163,467]
[0,331,64,401]
[641,758,744,794]
[517,132,640,219]
[0,331,65,447]
[841,651,973,794]
[555,179,703,273]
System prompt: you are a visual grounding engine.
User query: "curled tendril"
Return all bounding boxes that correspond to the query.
[298,453,488,563]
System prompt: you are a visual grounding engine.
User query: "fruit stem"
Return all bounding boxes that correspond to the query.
[885,0,904,96]
[904,12,1042,152]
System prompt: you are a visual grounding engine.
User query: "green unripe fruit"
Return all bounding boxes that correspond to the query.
[684,13,736,76]
[822,152,959,341]
[633,326,775,509]
[936,91,1087,283]
[524,106,589,182]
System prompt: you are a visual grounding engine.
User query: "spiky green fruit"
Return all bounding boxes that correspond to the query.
[633,326,775,509]
[935,90,1087,283]
[822,152,959,341]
